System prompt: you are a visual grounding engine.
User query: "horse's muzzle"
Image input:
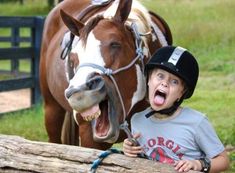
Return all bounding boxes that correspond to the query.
[65,76,107,112]
[65,76,105,99]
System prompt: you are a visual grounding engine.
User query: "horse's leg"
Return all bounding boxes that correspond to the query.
[44,96,66,144]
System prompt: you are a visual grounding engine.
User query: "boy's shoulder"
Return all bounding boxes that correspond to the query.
[131,107,152,121]
[182,107,204,115]
[181,107,207,121]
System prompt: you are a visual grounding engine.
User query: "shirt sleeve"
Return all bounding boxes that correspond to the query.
[195,116,225,158]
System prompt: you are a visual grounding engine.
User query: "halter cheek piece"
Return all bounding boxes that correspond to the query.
[76,23,146,129]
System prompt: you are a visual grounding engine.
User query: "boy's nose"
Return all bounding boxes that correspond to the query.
[161,81,168,87]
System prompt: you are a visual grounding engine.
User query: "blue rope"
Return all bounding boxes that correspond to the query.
[90,148,122,173]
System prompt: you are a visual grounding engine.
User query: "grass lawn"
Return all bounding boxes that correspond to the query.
[0,0,234,172]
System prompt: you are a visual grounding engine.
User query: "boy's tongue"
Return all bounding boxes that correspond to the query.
[154,95,165,106]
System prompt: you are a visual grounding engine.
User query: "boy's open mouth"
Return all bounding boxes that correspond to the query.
[154,90,166,105]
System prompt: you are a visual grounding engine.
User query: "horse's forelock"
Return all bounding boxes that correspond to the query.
[80,0,151,47]
[80,15,104,46]
[103,0,152,59]
[104,0,152,33]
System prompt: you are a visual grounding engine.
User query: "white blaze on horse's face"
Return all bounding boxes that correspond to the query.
[68,32,105,88]
[131,65,146,111]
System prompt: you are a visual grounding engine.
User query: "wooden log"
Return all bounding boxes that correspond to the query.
[0,135,200,173]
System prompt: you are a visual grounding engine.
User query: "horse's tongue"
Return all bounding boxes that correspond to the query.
[80,104,99,118]
[154,95,165,106]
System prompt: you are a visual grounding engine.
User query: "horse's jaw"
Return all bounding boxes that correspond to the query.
[91,96,121,143]
[92,80,124,143]
[65,79,122,143]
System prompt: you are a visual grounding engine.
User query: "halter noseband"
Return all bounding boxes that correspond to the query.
[76,23,148,128]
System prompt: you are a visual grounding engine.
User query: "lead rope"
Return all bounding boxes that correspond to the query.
[90,122,150,173]
[90,148,123,173]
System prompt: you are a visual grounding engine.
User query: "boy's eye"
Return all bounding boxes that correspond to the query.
[171,79,179,85]
[157,73,164,79]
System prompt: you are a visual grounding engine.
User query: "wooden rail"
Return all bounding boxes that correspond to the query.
[0,135,201,173]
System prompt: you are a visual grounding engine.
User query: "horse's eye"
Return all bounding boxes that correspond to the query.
[110,42,121,49]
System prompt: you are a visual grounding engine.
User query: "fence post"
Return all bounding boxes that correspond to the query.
[11,27,20,76]
[31,16,45,105]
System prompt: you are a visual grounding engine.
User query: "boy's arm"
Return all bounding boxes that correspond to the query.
[174,150,229,173]
[209,150,230,173]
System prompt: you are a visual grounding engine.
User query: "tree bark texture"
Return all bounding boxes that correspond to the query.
[0,135,201,173]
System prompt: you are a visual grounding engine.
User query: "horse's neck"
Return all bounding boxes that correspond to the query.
[128,99,149,118]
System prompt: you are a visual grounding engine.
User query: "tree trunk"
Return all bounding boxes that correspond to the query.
[0,135,200,173]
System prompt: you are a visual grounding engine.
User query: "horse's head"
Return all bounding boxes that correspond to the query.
[61,0,170,143]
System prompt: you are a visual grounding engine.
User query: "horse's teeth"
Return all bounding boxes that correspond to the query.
[83,117,89,121]
[87,116,91,121]
[96,110,101,118]
[83,110,101,121]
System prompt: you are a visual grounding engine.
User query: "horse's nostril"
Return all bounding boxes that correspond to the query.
[65,87,77,99]
[65,77,105,99]
[65,85,85,99]
[86,76,104,90]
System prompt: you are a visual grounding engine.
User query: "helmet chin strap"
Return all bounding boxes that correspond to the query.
[145,97,184,118]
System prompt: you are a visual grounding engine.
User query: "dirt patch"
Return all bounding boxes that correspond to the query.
[0,89,31,113]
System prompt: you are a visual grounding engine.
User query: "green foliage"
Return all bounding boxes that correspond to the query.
[0,0,49,16]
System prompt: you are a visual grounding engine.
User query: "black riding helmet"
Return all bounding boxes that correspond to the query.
[145,46,199,116]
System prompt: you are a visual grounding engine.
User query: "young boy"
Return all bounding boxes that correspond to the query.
[123,46,229,173]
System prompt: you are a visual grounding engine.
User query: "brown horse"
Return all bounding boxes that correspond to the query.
[40,0,172,150]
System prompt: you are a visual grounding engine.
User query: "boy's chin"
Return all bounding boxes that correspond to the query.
[150,102,166,111]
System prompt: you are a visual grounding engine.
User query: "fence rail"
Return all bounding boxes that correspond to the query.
[0,16,45,111]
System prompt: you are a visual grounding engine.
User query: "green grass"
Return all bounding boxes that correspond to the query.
[0,104,47,142]
[0,0,234,172]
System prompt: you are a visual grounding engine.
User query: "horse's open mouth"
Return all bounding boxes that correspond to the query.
[66,76,120,142]
[94,100,110,137]
[80,99,111,137]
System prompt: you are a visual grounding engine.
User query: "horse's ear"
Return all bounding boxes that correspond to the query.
[113,0,132,24]
[60,9,84,36]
